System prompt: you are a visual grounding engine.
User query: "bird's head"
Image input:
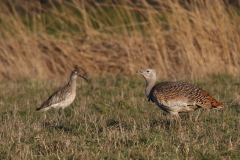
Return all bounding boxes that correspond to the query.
[136,68,157,80]
[137,68,157,97]
[71,70,88,82]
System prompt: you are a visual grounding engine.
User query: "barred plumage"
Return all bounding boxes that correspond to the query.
[137,68,223,116]
[36,70,88,112]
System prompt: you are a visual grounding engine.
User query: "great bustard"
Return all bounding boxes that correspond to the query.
[137,68,223,117]
[36,70,88,113]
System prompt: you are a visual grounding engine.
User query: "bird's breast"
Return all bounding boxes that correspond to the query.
[59,93,76,109]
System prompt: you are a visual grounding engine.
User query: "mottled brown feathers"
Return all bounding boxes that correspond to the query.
[148,82,222,109]
[36,70,88,112]
[36,84,73,111]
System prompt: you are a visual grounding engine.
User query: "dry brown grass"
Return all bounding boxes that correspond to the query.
[0,74,239,159]
[0,0,240,80]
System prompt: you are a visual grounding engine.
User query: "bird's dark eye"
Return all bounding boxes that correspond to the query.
[147,70,150,73]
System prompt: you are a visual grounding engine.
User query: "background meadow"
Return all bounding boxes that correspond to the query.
[0,0,240,159]
[0,0,240,79]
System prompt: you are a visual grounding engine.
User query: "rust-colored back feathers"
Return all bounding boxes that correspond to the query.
[149,82,222,109]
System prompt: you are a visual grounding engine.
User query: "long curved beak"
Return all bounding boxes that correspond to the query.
[77,73,88,82]
[136,70,142,74]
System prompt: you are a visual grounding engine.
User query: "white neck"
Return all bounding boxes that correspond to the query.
[144,76,156,98]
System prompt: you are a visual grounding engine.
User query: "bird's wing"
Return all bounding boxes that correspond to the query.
[36,84,71,111]
[149,82,214,108]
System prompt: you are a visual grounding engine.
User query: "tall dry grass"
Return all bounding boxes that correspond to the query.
[0,0,240,80]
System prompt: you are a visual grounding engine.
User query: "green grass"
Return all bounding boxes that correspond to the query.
[0,75,239,159]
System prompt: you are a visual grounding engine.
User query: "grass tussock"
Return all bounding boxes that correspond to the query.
[0,0,239,80]
[0,75,239,159]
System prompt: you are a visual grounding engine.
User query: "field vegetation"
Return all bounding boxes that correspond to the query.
[0,74,239,159]
[0,0,240,159]
[0,0,240,80]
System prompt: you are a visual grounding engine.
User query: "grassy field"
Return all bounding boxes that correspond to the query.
[0,74,239,159]
[0,1,240,159]
[0,0,240,80]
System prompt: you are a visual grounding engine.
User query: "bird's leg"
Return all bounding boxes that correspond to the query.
[176,115,182,131]
[175,114,181,125]
[62,109,66,118]
[58,108,62,117]
[57,108,64,125]
[58,108,66,118]
[170,113,182,129]
[187,113,193,122]
[43,111,47,127]
[44,112,47,120]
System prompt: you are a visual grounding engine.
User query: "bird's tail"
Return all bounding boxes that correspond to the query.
[200,89,223,109]
[211,101,223,109]
[35,107,44,112]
